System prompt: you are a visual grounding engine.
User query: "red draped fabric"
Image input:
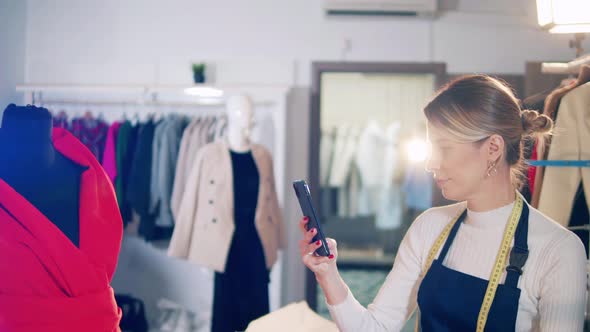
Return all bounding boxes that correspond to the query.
[0,128,123,332]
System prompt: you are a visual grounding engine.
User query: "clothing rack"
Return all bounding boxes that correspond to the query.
[39,99,227,108]
[15,82,291,314]
[528,160,590,167]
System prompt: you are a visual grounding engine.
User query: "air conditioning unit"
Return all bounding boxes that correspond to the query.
[323,0,438,17]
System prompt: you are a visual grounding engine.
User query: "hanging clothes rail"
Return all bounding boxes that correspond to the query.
[528,160,590,167]
[541,53,590,74]
[15,84,282,108]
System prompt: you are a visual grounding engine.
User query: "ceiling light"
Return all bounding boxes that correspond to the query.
[537,0,590,33]
[184,87,224,98]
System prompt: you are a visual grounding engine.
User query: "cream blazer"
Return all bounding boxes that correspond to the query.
[168,142,286,272]
[538,82,590,226]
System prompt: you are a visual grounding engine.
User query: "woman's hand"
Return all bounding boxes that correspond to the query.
[298,217,349,305]
[299,217,338,281]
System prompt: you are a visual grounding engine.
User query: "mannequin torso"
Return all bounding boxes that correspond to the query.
[0,105,84,247]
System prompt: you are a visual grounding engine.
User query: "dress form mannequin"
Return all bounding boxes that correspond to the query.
[212,94,270,331]
[0,104,84,246]
[0,104,123,330]
[226,94,255,152]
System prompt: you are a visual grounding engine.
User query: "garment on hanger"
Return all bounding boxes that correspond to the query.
[328,125,352,187]
[170,117,201,220]
[376,122,402,230]
[356,121,390,218]
[170,116,222,222]
[150,119,167,188]
[212,150,270,332]
[326,125,359,218]
[52,110,69,130]
[319,128,338,218]
[537,82,590,227]
[149,118,171,225]
[0,128,122,331]
[214,116,227,142]
[102,121,121,184]
[356,121,389,187]
[150,115,189,227]
[320,128,337,187]
[532,65,590,207]
[206,117,218,143]
[71,115,109,161]
[127,120,158,240]
[116,120,139,225]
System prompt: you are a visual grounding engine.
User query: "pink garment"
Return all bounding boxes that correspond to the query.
[102,122,122,184]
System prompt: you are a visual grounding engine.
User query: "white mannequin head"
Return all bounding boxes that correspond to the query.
[226,94,255,152]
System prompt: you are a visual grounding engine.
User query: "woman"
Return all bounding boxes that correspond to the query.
[299,75,587,331]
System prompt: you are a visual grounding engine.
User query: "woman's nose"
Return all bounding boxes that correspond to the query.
[425,155,440,173]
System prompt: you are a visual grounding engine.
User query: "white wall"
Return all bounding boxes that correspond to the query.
[0,0,26,121]
[20,0,590,311]
[24,0,590,88]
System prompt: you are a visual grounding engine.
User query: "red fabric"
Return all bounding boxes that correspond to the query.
[528,140,539,194]
[0,128,123,332]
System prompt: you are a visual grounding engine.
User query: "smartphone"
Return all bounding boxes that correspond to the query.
[292,180,330,257]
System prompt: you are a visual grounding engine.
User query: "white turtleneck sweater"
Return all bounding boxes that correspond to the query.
[327,199,587,331]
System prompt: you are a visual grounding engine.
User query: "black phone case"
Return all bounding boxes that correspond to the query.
[293,180,330,257]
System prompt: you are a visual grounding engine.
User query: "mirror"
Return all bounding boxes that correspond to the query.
[308,62,448,316]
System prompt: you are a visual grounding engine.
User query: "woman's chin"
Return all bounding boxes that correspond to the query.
[440,187,462,202]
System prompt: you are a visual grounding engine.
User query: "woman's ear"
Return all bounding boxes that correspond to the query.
[487,134,504,160]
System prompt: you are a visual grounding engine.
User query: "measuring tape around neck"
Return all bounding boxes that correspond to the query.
[419,195,524,332]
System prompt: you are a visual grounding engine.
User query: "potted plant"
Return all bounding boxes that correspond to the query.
[192,63,206,84]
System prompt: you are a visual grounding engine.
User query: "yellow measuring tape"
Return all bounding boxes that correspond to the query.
[418,195,523,332]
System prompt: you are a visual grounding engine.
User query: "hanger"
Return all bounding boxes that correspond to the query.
[121,102,129,122]
[83,109,94,121]
[97,104,105,122]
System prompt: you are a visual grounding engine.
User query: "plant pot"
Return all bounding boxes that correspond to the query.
[193,72,205,84]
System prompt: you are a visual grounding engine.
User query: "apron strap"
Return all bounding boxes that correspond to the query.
[505,203,530,288]
[437,210,468,262]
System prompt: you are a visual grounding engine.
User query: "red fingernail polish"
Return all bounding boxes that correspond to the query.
[329,254,334,259]
[316,240,321,245]
[304,217,309,221]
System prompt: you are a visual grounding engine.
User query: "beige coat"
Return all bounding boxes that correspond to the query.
[170,117,200,219]
[537,82,590,226]
[168,142,286,272]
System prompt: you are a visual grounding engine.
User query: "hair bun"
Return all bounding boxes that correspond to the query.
[521,109,553,136]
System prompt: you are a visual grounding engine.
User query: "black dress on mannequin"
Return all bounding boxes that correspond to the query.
[0,104,85,246]
[211,150,270,332]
